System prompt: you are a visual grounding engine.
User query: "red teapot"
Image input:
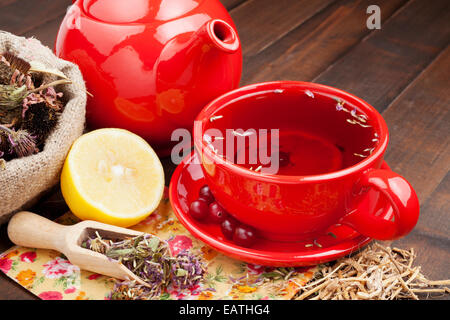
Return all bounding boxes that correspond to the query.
[55,0,242,155]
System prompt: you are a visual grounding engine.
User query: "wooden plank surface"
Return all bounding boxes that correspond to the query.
[0,0,16,8]
[382,47,450,205]
[22,14,66,49]
[392,230,450,287]
[416,173,450,239]
[242,0,407,84]
[384,47,450,289]
[231,0,336,57]
[220,0,246,10]
[0,0,71,35]
[314,0,450,112]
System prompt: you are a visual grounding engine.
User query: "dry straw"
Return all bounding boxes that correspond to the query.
[294,243,449,300]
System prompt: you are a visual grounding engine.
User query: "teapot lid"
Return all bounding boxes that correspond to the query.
[81,0,204,24]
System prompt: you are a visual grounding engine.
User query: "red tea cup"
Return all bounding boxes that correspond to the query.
[193,81,419,242]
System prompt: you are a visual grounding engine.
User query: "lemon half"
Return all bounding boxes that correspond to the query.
[61,128,165,227]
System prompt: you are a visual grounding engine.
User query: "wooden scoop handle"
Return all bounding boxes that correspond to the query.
[7,211,69,252]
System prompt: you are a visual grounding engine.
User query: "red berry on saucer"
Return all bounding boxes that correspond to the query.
[189,199,209,221]
[198,185,215,204]
[208,202,228,223]
[221,216,239,240]
[233,225,257,247]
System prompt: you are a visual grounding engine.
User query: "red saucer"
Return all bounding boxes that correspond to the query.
[169,151,391,267]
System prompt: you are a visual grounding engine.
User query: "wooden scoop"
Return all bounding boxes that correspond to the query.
[7,211,150,286]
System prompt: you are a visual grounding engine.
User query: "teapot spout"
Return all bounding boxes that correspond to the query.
[202,19,240,54]
[154,17,242,128]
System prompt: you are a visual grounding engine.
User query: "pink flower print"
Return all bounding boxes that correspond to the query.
[42,257,80,279]
[64,287,77,294]
[139,212,160,225]
[20,251,37,263]
[38,291,63,300]
[167,284,201,300]
[167,235,193,256]
[0,257,12,273]
[246,263,266,275]
[188,284,202,296]
[88,273,102,280]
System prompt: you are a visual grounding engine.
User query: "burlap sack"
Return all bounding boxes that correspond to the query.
[0,31,86,224]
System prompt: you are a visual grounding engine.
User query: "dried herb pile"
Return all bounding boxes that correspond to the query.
[82,232,205,300]
[0,51,70,168]
[294,243,450,300]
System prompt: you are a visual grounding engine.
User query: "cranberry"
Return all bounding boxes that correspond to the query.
[220,217,239,240]
[208,202,228,223]
[278,151,290,167]
[189,199,209,221]
[198,185,215,204]
[233,225,257,247]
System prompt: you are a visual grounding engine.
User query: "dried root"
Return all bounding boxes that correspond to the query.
[294,243,450,300]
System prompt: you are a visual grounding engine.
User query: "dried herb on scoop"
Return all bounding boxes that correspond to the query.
[82,232,205,300]
[0,51,70,166]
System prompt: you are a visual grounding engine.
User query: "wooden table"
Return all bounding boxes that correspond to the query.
[0,0,448,300]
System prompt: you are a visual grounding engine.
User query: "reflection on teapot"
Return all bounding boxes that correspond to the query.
[55,0,242,155]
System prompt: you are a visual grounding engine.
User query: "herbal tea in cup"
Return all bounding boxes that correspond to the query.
[201,83,377,176]
[194,81,419,242]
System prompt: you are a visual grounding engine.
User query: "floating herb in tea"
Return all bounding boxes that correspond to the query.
[82,232,205,300]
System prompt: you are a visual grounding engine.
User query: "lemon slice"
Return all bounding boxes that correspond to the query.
[61,128,165,227]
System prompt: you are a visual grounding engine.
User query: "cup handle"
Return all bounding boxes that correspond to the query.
[340,169,420,240]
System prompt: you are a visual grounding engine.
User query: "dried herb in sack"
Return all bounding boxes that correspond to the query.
[0,51,70,166]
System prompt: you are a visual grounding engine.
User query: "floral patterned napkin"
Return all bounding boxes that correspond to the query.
[0,191,317,300]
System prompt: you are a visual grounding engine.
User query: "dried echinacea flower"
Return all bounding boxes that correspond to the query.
[1,79,68,111]
[0,51,71,163]
[0,84,28,126]
[2,52,31,75]
[8,129,37,158]
[0,125,37,158]
[1,78,68,126]
[39,86,64,111]
[0,52,33,89]
[0,84,28,111]
[0,60,13,85]
[0,132,7,154]
[22,102,59,142]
